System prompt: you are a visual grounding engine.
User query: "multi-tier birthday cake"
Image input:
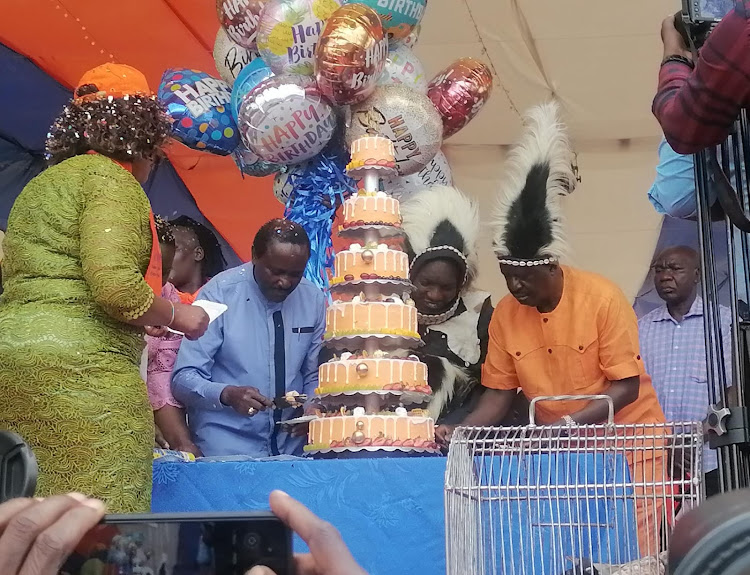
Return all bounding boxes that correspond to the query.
[306,135,438,456]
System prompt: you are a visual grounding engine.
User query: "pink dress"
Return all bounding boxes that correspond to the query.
[146,282,183,409]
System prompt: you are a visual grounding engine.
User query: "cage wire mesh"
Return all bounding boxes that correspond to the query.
[445,396,704,575]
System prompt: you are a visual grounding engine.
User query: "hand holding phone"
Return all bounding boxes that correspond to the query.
[248,491,367,575]
[0,491,365,575]
[0,493,106,575]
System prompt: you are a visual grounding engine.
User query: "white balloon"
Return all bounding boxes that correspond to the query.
[213,28,258,87]
[273,167,295,204]
[383,150,452,201]
[378,44,427,93]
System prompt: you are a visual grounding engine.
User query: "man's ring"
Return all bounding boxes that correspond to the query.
[248,407,257,416]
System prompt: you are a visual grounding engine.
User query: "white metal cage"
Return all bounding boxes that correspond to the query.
[445,396,704,575]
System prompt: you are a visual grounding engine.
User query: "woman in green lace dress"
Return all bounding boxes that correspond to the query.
[0,64,209,512]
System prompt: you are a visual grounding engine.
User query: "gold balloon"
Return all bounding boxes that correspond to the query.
[315,4,388,106]
[361,249,374,263]
[356,362,369,377]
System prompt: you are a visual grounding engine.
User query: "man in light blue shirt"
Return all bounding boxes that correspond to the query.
[172,219,326,457]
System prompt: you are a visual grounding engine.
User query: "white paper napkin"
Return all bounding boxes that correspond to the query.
[167,299,227,335]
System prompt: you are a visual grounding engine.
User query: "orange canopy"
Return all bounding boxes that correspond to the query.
[0,0,280,261]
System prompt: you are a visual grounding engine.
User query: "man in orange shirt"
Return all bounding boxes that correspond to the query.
[436,102,668,557]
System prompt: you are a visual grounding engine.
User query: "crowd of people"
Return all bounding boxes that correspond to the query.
[2,2,750,573]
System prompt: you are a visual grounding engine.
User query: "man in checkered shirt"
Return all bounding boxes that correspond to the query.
[638,246,732,497]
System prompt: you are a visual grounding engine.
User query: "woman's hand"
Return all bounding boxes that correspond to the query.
[172,303,209,340]
[172,442,204,458]
[144,325,169,338]
[0,494,106,575]
[247,491,367,575]
[154,425,170,449]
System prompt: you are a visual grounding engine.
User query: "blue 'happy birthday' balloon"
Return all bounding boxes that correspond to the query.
[158,68,240,155]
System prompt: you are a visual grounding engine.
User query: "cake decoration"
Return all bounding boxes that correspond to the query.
[345,135,398,179]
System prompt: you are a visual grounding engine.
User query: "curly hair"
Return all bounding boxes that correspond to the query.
[45,87,171,165]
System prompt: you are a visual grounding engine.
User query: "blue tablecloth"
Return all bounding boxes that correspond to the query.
[152,457,447,575]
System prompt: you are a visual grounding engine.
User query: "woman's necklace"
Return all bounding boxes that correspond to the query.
[417,298,461,326]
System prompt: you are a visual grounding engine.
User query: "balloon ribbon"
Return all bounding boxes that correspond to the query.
[283,148,356,300]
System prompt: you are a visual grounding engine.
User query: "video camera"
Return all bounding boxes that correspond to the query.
[676,0,734,49]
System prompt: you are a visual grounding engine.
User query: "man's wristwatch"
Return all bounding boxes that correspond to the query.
[562,414,576,427]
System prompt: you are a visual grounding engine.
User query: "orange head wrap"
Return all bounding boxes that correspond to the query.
[73,63,152,103]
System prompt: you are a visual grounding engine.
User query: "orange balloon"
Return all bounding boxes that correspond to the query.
[315,4,388,106]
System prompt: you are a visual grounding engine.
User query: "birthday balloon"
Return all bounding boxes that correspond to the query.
[402,23,421,49]
[238,74,337,165]
[214,28,258,87]
[344,0,426,43]
[273,165,297,203]
[257,0,342,76]
[378,44,427,93]
[383,150,452,201]
[159,68,239,155]
[234,143,282,177]
[231,58,274,120]
[427,57,494,139]
[346,84,442,176]
[315,4,387,106]
[216,0,268,50]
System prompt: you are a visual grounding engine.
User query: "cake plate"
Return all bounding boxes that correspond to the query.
[346,164,398,181]
[329,277,413,294]
[304,445,441,458]
[313,389,432,407]
[324,334,423,351]
[338,224,405,241]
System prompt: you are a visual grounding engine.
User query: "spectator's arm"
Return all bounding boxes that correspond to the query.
[653,6,750,154]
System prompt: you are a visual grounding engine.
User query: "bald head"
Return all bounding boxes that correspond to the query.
[656,246,700,269]
[652,245,700,307]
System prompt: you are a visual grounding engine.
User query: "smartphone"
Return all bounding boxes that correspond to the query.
[58,511,293,575]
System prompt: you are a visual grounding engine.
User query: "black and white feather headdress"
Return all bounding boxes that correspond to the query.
[401,185,480,291]
[492,101,576,266]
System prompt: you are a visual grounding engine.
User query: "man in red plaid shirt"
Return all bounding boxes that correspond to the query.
[653,2,750,154]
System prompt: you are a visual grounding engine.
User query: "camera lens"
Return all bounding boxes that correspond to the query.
[243,532,261,552]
